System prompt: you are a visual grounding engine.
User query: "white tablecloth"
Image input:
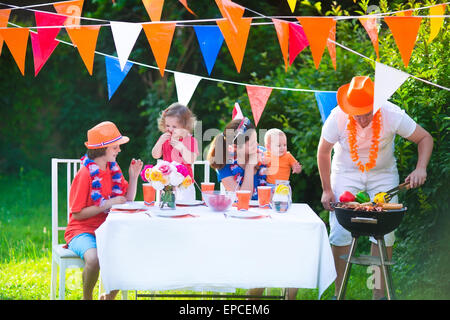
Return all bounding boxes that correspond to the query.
[95,203,336,298]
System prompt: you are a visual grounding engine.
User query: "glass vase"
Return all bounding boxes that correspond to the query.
[160,187,176,210]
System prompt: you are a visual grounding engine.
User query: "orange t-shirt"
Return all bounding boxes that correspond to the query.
[64,165,128,245]
[265,151,298,184]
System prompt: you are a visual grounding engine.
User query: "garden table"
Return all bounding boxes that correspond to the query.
[95,203,336,299]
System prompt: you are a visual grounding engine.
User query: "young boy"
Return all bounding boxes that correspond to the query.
[64,121,143,300]
[263,128,302,184]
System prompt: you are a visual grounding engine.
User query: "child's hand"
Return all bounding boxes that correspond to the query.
[172,128,189,140]
[159,132,172,143]
[170,138,185,151]
[129,158,143,179]
[292,162,302,174]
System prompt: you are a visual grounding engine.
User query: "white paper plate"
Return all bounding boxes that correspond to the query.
[226,210,270,219]
[111,201,148,210]
[175,200,204,206]
[153,209,192,217]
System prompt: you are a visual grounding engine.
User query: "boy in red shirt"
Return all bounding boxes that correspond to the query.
[65,121,143,300]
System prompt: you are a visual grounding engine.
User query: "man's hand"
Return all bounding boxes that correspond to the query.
[405,167,427,189]
[321,189,335,211]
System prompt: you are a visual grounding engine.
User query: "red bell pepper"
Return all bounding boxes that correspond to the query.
[339,191,356,202]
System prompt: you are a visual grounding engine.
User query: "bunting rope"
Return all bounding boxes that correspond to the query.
[2,1,449,93]
[0,0,449,28]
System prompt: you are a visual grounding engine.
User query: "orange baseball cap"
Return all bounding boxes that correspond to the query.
[85,121,129,149]
[337,76,374,116]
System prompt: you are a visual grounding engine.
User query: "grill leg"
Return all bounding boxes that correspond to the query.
[377,238,395,300]
[337,236,358,300]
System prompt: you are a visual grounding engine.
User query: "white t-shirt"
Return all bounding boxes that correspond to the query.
[321,102,417,173]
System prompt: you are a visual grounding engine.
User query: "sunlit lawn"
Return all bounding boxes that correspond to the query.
[1,171,378,300]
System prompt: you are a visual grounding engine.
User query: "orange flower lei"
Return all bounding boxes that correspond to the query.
[347,110,382,172]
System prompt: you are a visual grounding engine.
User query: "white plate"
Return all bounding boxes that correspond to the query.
[175,200,204,206]
[226,210,270,219]
[249,200,259,207]
[153,209,192,217]
[111,201,148,210]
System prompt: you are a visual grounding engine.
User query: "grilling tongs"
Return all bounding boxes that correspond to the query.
[381,182,411,203]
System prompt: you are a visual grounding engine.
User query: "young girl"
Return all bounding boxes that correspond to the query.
[152,103,199,200]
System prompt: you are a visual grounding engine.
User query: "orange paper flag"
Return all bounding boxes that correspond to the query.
[53,0,84,27]
[179,0,196,16]
[217,17,252,73]
[0,9,11,55]
[428,4,446,43]
[66,26,100,75]
[359,17,379,60]
[297,17,336,69]
[246,85,272,127]
[327,24,336,70]
[215,0,245,33]
[384,16,422,68]
[142,0,164,22]
[142,22,176,76]
[0,28,29,75]
[272,19,289,72]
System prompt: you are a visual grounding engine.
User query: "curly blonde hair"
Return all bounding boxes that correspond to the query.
[157,103,196,133]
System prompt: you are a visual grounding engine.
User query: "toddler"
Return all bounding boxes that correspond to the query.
[263,128,302,184]
[152,103,199,201]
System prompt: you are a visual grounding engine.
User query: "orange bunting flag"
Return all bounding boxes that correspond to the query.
[428,4,446,43]
[246,85,272,127]
[53,0,84,27]
[384,16,422,68]
[296,17,336,69]
[142,0,164,22]
[359,17,379,60]
[0,28,29,75]
[217,17,252,73]
[272,19,289,72]
[66,26,100,75]
[395,9,413,17]
[0,9,11,55]
[215,0,245,33]
[327,24,336,70]
[142,22,176,76]
[179,0,196,16]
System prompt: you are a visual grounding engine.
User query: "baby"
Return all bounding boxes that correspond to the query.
[263,128,302,184]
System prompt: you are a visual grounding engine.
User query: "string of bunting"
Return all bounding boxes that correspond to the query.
[0,0,448,126]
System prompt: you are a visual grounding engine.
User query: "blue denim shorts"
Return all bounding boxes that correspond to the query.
[68,233,97,260]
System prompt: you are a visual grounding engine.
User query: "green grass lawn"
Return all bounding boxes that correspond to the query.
[0,170,399,300]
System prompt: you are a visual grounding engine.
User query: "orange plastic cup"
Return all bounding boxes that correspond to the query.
[257,186,272,209]
[142,183,156,206]
[236,190,251,211]
[201,182,215,200]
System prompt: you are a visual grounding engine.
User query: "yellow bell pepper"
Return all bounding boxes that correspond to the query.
[374,192,387,204]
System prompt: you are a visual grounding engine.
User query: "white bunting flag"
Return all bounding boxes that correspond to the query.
[174,72,202,106]
[373,62,410,114]
[110,21,142,71]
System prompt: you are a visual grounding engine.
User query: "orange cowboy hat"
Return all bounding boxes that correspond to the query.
[337,76,374,116]
[85,121,129,149]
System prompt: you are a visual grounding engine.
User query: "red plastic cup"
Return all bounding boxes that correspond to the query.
[236,190,251,211]
[142,183,156,206]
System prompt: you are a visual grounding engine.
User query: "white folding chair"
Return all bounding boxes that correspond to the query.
[50,158,127,300]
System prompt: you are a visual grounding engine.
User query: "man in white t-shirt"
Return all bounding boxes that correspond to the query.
[317,76,433,299]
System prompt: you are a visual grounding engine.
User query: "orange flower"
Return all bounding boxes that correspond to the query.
[347,111,382,173]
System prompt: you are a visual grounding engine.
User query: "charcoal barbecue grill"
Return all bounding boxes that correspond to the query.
[332,205,407,300]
